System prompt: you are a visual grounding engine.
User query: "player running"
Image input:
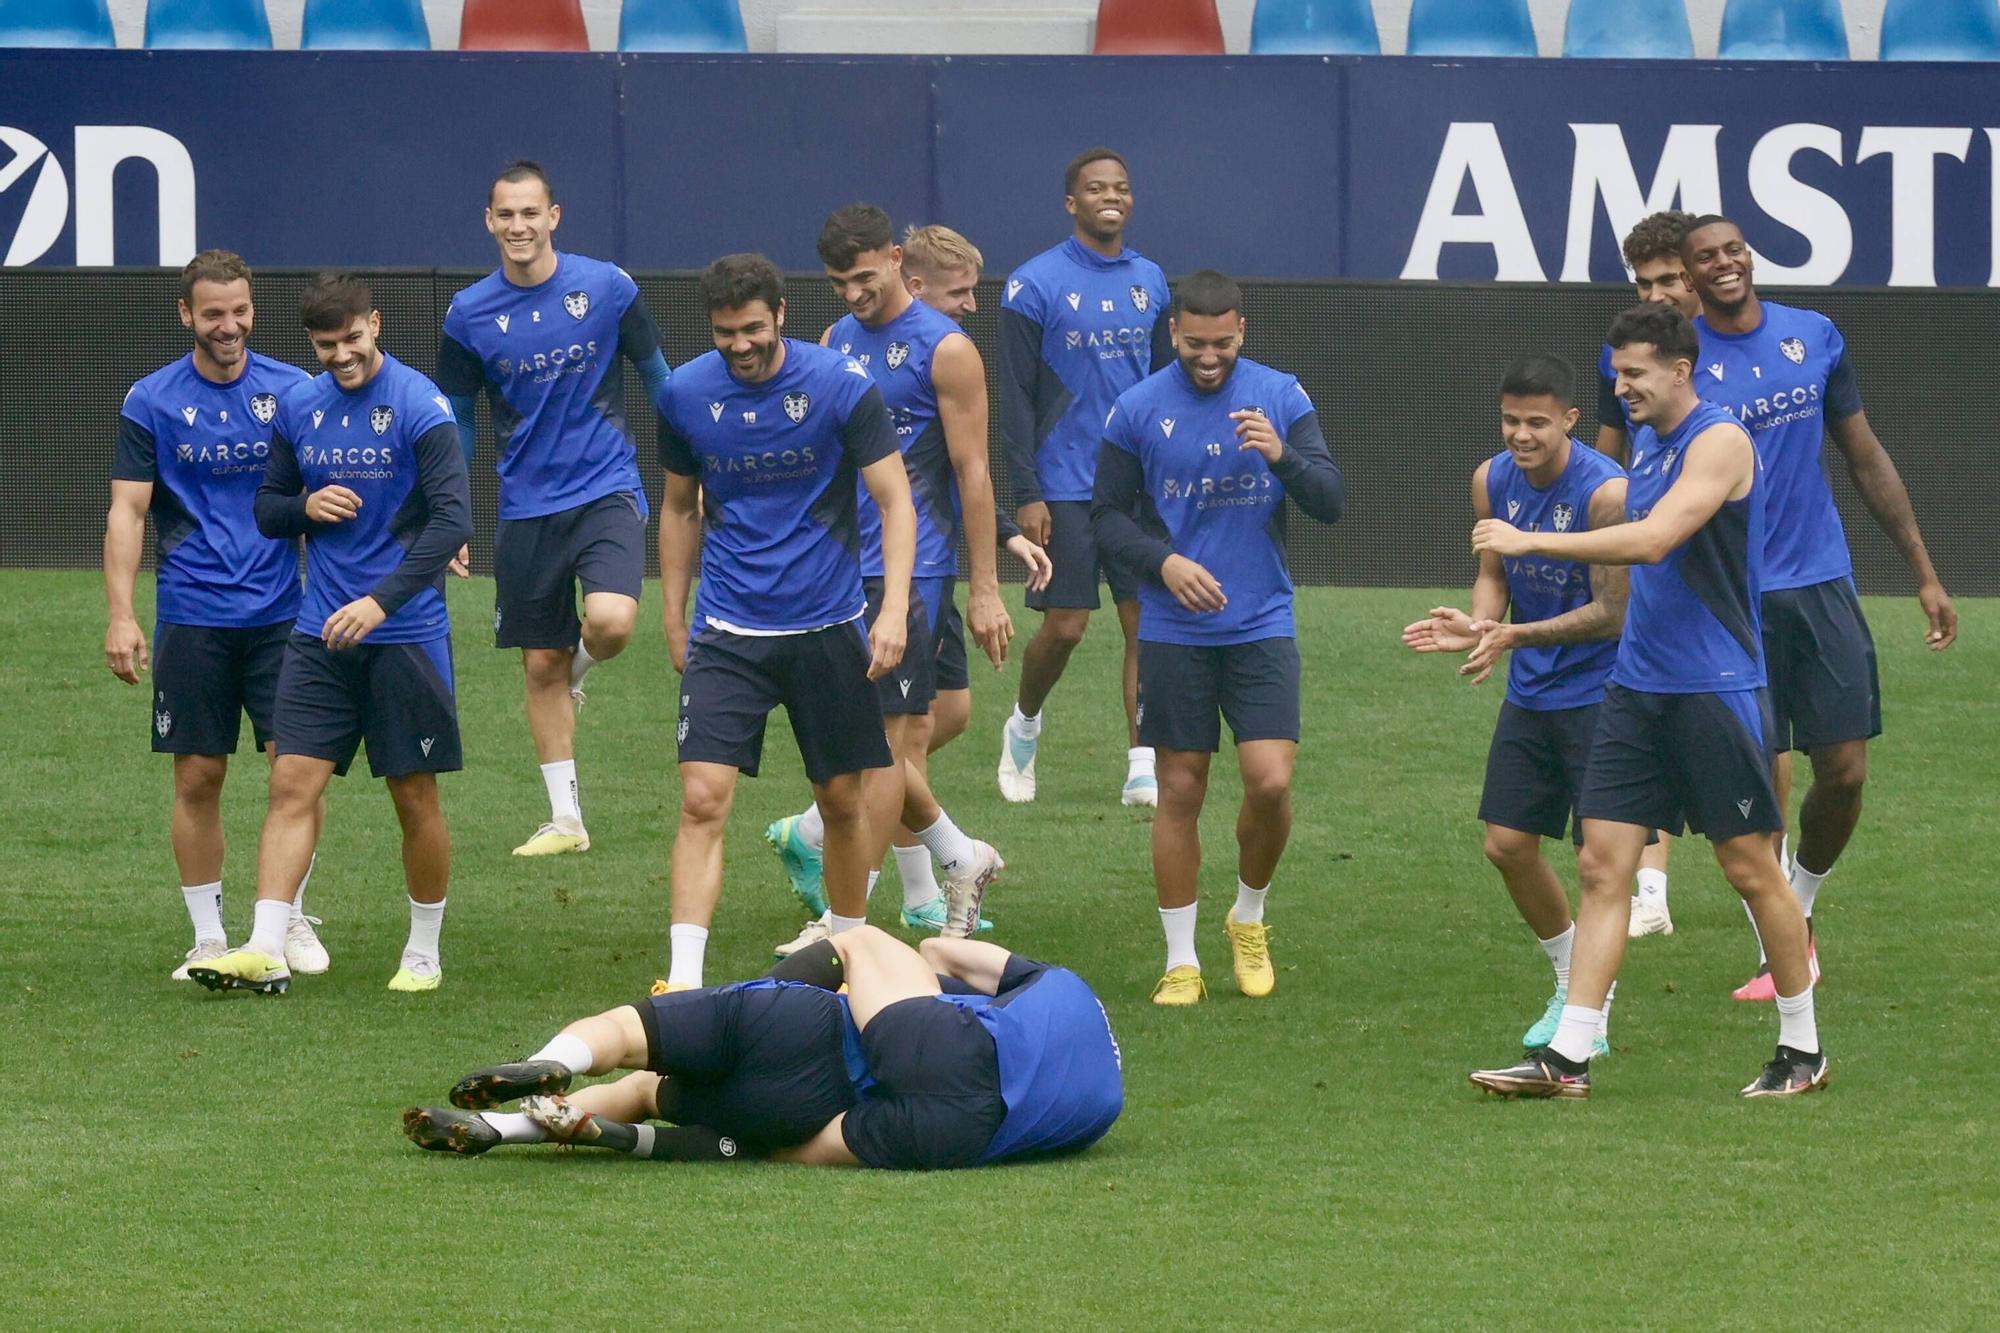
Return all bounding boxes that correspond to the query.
[1091,271,1344,1004]
[1681,215,1958,1000]
[189,275,472,996]
[106,251,330,982]
[997,148,1173,808]
[436,161,673,859]
[1402,355,1626,1053]
[1469,304,1826,1099]
[404,927,1123,1170]
[655,254,918,992]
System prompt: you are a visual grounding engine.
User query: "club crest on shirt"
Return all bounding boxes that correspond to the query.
[1553,502,1575,532]
[1506,499,1521,521]
[1779,337,1806,364]
[783,392,810,424]
[563,290,590,320]
[885,341,909,371]
[250,392,278,425]
[370,405,395,436]
[154,707,171,738]
[1130,286,1150,313]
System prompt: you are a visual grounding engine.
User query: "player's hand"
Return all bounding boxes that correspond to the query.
[1471,518,1530,557]
[105,615,149,684]
[1016,500,1052,548]
[322,596,386,651]
[1461,619,1513,684]
[1007,534,1054,593]
[1919,580,1958,651]
[304,485,363,524]
[1161,554,1226,614]
[1401,606,1480,654]
[448,543,471,579]
[1232,409,1284,463]
[967,585,1014,670]
[867,600,908,680]
[664,614,689,673]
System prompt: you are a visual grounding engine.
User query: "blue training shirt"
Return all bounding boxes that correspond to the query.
[1693,301,1862,591]
[1091,358,1345,646]
[658,341,899,633]
[827,299,964,579]
[999,237,1171,504]
[1485,440,1625,711]
[1616,400,1766,694]
[257,355,471,644]
[436,252,665,521]
[115,351,311,628]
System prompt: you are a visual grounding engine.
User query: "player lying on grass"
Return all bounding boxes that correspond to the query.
[404,926,1123,1168]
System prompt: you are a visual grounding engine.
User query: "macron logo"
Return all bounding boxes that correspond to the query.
[709,401,724,422]
[1160,417,1175,438]
[420,737,434,757]
[311,409,325,430]
[1065,292,1080,311]
[180,406,197,425]
[1007,279,1023,301]
[898,679,912,698]
[1708,363,1724,380]
[1736,798,1752,818]
[496,314,510,333]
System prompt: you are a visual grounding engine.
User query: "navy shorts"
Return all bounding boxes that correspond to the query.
[1025,499,1139,611]
[638,981,857,1154]
[493,490,646,650]
[149,620,290,755]
[840,992,1007,1171]
[1763,577,1881,752]
[1137,636,1301,753]
[933,583,969,693]
[1576,684,1782,840]
[864,576,951,716]
[272,633,462,779]
[677,621,892,783]
[1478,700,1601,843]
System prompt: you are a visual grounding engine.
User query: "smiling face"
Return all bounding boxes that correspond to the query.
[1498,392,1578,481]
[180,277,254,380]
[1684,221,1755,316]
[1609,341,1689,427]
[308,311,384,391]
[1066,157,1133,248]
[908,262,979,320]
[1172,309,1243,394]
[710,298,785,383]
[486,177,560,278]
[1631,255,1701,320]
[825,244,907,327]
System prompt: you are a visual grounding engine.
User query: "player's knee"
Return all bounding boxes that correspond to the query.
[1038,612,1088,651]
[1240,767,1292,810]
[172,755,228,805]
[521,648,569,688]
[1810,745,1867,801]
[1482,828,1537,873]
[1573,842,1625,895]
[266,765,323,818]
[585,599,638,651]
[1156,763,1208,811]
[386,774,440,824]
[679,778,733,828]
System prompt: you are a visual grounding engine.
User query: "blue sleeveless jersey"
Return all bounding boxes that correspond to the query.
[115,352,310,628]
[827,300,964,579]
[1693,302,1862,591]
[937,967,1124,1164]
[1485,440,1624,710]
[1615,401,1766,694]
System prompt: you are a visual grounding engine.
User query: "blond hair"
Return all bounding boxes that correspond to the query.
[901,224,984,278]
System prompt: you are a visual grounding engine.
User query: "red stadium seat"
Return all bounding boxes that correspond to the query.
[1094,0,1225,54]
[460,0,591,51]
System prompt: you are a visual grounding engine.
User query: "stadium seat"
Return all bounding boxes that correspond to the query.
[1250,0,1380,54]
[1563,0,1694,58]
[0,0,115,47]
[460,0,591,51]
[144,0,272,49]
[1094,0,1225,54]
[1406,0,1537,57]
[1879,0,2000,59]
[621,0,747,51]
[301,0,431,51]
[1718,0,1850,60]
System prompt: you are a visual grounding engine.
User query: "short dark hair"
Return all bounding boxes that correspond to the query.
[1605,303,1699,366]
[180,249,251,304]
[817,204,896,271]
[1065,147,1128,196]
[491,159,555,205]
[1680,213,1740,253]
[1171,270,1241,320]
[299,273,373,332]
[1620,210,1696,271]
[1499,353,1575,406]
[699,253,784,314]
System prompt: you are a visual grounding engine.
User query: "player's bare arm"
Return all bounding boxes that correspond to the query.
[860,453,915,680]
[935,332,1011,668]
[658,472,701,673]
[1466,477,1630,679]
[103,479,153,683]
[1827,409,1957,650]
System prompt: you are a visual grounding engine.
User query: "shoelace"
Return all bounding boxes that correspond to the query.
[1233,924,1272,968]
[288,914,323,932]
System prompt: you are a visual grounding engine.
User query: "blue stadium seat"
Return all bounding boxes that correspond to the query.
[301,0,430,50]
[0,0,115,47]
[145,0,272,49]
[1879,0,2000,59]
[1250,0,1380,54]
[1719,0,1849,60]
[621,0,746,51]
[1564,0,1693,58]
[1406,0,1536,57]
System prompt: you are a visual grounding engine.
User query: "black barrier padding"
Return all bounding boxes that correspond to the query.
[3,270,1988,596]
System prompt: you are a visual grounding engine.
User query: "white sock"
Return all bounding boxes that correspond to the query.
[667,923,708,989]
[1635,868,1668,905]
[1231,879,1268,925]
[1160,902,1198,972]
[569,638,597,689]
[405,896,445,964]
[798,802,826,851]
[1779,835,1791,878]
[291,853,316,921]
[481,1111,547,1144]
[828,912,867,935]
[628,1123,657,1158]
[246,897,292,959]
[1776,985,1820,1054]
[529,1031,595,1076]
[894,843,940,909]
[1127,745,1155,777]
[1009,704,1042,740]
[1547,1003,1603,1063]
[1745,896,1768,966]
[914,811,977,877]
[182,881,224,946]
[1790,862,1828,918]
[1600,980,1618,1037]
[541,760,581,826]
[1538,924,1575,991]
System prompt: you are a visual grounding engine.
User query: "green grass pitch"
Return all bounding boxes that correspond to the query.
[3,573,1995,1325]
